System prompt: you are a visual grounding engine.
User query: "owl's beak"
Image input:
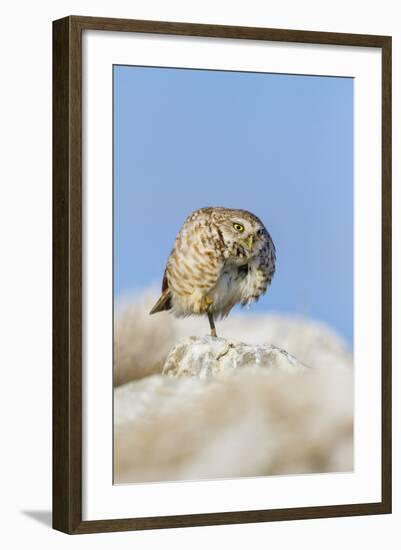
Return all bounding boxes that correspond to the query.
[244,234,255,251]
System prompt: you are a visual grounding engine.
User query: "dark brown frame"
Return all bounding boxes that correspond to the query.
[53,15,392,534]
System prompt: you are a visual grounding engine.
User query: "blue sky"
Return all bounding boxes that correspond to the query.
[113,65,353,347]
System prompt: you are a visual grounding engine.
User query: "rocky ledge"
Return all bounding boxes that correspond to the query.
[162,336,307,379]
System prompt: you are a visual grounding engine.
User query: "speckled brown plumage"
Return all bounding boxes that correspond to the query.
[150,207,276,336]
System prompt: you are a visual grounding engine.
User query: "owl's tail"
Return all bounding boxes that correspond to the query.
[149,290,172,315]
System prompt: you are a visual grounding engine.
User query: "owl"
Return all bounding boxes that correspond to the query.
[150,207,276,337]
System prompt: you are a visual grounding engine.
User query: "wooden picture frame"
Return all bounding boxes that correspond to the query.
[53,15,392,534]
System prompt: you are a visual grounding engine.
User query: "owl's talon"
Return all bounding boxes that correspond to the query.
[200,295,213,313]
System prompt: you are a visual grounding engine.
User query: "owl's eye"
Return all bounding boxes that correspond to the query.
[233,222,245,232]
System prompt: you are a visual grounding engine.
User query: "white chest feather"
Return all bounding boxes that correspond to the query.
[210,261,261,318]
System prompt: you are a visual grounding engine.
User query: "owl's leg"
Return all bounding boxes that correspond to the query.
[207,311,217,338]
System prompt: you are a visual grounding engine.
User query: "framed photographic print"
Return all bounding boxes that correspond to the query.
[53,16,392,534]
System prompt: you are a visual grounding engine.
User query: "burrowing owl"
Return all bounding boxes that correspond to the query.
[150,207,276,336]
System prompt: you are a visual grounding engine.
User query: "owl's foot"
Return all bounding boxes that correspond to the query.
[192,294,211,314]
[200,295,213,313]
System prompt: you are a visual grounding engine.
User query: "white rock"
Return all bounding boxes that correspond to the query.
[114,290,176,385]
[162,336,307,379]
[114,365,353,484]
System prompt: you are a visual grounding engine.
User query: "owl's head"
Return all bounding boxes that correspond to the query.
[218,208,268,263]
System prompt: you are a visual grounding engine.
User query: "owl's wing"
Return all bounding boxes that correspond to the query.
[241,241,276,306]
[149,269,172,314]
